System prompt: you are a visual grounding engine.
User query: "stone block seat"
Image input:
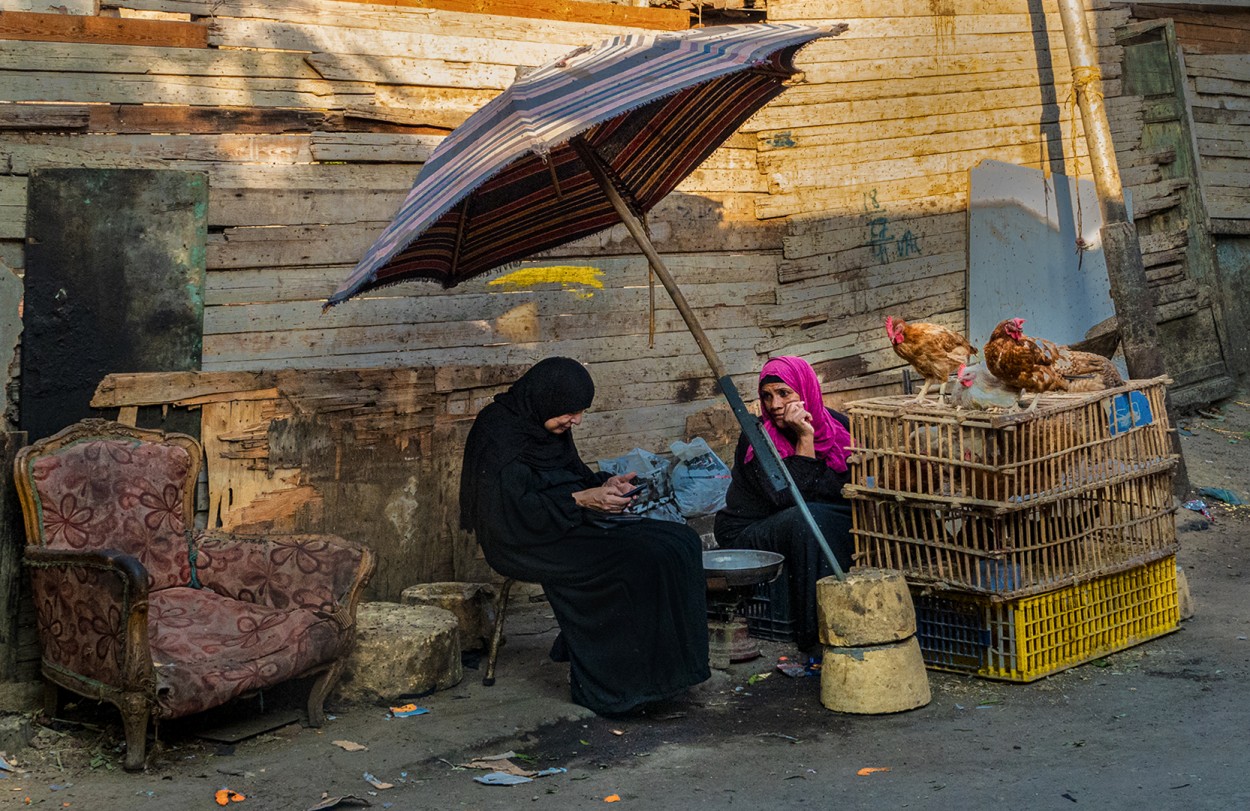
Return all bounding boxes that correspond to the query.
[13,420,376,771]
[400,582,496,651]
[336,602,463,705]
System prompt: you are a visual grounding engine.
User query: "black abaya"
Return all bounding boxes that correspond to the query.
[459,358,709,715]
[714,409,855,651]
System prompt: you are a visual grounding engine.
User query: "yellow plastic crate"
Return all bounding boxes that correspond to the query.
[912,555,1180,682]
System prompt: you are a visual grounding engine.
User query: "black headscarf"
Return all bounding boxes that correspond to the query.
[459,357,596,531]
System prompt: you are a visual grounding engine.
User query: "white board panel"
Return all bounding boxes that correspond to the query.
[967,159,1132,355]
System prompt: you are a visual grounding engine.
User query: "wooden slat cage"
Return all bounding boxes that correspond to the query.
[843,377,1174,512]
[845,377,1178,600]
[852,469,1178,599]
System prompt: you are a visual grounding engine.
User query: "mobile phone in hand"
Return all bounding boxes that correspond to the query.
[622,480,651,499]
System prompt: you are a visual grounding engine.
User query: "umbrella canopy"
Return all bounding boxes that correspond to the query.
[326,21,850,579]
[326,22,840,306]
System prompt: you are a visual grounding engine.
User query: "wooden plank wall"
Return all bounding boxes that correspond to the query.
[746,0,1127,388]
[0,0,1147,446]
[1,0,1202,590]
[1130,3,1250,236]
[92,368,527,597]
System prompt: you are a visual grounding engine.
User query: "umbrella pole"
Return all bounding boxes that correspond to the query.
[571,137,846,580]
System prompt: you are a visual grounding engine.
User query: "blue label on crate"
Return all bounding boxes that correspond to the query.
[978,559,1018,592]
[1107,391,1154,436]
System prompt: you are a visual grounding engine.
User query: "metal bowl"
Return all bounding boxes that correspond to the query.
[702,549,785,591]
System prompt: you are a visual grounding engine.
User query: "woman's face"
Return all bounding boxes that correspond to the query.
[543,411,584,434]
[760,382,801,425]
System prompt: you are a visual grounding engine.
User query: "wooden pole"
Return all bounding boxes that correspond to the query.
[571,136,846,579]
[569,137,728,380]
[1054,0,1189,493]
[1054,0,1163,379]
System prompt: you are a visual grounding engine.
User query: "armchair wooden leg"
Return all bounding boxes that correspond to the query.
[483,578,516,687]
[118,693,151,772]
[42,682,60,718]
[307,660,345,728]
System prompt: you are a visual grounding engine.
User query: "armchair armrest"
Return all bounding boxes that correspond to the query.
[192,531,375,623]
[24,547,155,697]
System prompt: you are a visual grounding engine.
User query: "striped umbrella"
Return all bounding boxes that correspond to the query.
[326,22,841,306]
[328,22,849,577]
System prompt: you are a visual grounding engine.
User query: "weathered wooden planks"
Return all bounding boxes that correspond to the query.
[768,0,1112,19]
[209,17,578,63]
[0,10,208,47]
[305,52,518,90]
[1182,44,1250,228]
[104,0,690,31]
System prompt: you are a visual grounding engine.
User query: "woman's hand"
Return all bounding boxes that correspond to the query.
[777,401,816,457]
[573,473,637,513]
[777,400,814,436]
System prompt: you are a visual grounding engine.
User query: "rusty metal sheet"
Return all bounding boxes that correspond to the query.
[21,168,206,440]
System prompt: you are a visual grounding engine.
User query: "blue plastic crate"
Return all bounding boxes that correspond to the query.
[912,590,990,672]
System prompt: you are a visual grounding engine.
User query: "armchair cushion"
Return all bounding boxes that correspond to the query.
[193,531,369,613]
[149,587,347,717]
[26,436,194,591]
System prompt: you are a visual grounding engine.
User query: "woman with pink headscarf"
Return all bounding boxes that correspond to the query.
[713,356,854,652]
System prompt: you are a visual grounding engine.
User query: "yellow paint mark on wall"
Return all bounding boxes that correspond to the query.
[489,266,604,299]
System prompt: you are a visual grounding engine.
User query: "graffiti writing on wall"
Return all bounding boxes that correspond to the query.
[863,189,922,264]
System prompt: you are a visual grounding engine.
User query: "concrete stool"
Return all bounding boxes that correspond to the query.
[335,602,463,705]
[400,582,496,651]
[816,569,930,714]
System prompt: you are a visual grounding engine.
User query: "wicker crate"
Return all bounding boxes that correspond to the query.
[852,469,1178,598]
[912,555,1180,682]
[844,378,1174,512]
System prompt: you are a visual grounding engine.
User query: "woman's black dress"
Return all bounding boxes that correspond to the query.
[713,408,854,651]
[473,458,710,714]
[459,358,709,715]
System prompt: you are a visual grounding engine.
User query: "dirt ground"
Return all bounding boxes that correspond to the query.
[2,389,1248,810]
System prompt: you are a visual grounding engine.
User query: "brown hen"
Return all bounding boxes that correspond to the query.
[983,318,1125,409]
[983,318,1066,400]
[1039,338,1125,392]
[885,316,976,403]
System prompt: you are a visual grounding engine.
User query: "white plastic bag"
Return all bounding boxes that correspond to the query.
[668,437,732,518]
[597,448,684,524]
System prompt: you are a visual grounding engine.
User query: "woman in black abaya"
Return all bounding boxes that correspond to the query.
[459,357,709,715]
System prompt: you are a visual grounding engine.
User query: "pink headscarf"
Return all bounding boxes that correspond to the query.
[745,356,852,472]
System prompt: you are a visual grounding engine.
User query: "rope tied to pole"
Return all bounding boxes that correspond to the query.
[1065,65,1103,268]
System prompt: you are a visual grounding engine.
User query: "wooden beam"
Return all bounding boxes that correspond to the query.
[0,11,208,48]
[341,0,690,29]
[106,0,690,31]
[0,103,88,131]
[90,104,346,135]
[0,63,453,136]
[92,370,280,407]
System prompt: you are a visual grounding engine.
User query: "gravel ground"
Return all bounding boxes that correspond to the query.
[2,390,1247,810]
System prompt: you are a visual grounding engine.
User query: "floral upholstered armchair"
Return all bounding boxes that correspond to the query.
[13,419,375,771]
